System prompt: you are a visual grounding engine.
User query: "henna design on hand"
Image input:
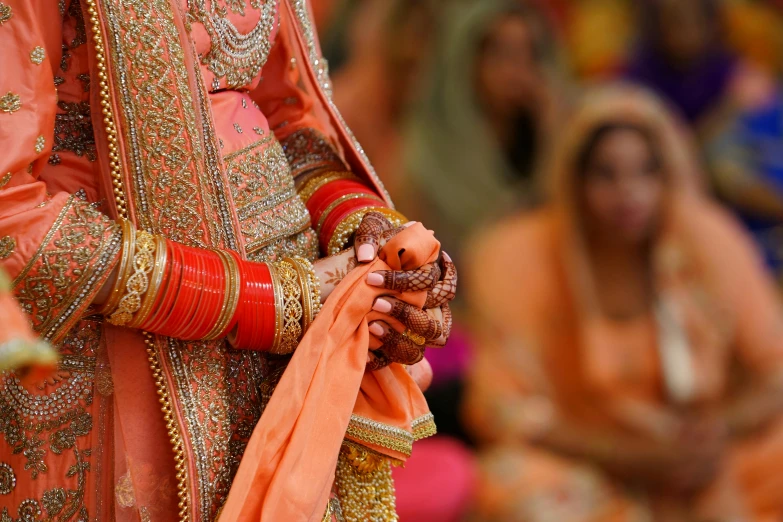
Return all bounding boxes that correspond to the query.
[389,300,443,341]
[424,253,457,309]
[378,264,441,293]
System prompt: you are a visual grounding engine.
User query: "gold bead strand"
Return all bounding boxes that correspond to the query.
[144,333,190,521]
[86,0,127,220]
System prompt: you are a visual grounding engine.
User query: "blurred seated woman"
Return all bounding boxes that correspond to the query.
[465,86,783,522]
[402,0,566,264]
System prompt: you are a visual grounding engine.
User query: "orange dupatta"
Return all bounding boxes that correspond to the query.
[220,223,439,521]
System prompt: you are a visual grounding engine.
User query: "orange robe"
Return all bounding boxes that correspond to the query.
[464,88,783,521]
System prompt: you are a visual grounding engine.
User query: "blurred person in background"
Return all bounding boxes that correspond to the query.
[324,0,437,194]
[703,71,783,286]
[401,0,568,268]
[624,0,737,128]
[465,86,783,522]
[625,0,783,286]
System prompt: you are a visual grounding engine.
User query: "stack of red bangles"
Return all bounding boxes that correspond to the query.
[99,221,321,353]
[297,170,407,255]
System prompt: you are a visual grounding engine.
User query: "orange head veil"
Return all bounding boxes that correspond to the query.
[548,85,733,426]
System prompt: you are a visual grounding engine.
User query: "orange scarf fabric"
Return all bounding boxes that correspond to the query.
[220,223,439,521]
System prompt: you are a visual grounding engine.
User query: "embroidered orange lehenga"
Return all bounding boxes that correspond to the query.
[0,1,436,520]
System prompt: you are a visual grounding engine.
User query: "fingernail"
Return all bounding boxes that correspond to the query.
[442,252,452,262]
[372,299,392,313]
[357,244,375,262]
[403,221,416,228]
[367,273,384,286]
[369,323,384,336]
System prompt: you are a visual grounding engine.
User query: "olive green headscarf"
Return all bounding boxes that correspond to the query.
[400,0,553,259]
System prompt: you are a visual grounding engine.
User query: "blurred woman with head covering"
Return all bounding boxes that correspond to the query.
[401,0,568,268]
[465,85,783,521]
[625,0,783,285]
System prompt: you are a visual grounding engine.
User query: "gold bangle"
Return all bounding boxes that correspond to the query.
[108,230,156,326]
[269,260,303,354]
[130,235,168,328]
[292,255,321,320]
[297,170,358,205]
[327,207,407,256]
[205,250,241,340]
[98,219,135,315]
[287,257,313,333]
[315,193,386,236]
[267,262,286,352]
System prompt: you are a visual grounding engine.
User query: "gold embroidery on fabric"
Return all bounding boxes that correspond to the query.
[0,3,11,26]
[411,412,437,440]
[346,415,414,457]
[0,173,11,188]
[288,0,393,206]
[290,0,330,96]
[187,0,277,90]
[0,236,14,259]
[224,136,311,252]
[246,228,317,263]
[0,462,15,494]
[0,321,102,521]
[101,0,237,249]
[30,47,45,65]
[142,335,190,522]
[34,136,45,154]
[0,92,21,114]
[52,101,97,162]
[67,0,87,48]
[41,488,68,518]
[157,337,266,520]
[12,197,122,341]
[280,127,345,179]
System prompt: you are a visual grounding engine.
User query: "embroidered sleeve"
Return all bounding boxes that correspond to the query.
[0,1,122,344]
[250,4,403,254]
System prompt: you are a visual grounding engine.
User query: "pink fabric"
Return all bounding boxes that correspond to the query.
[392,436,477,522]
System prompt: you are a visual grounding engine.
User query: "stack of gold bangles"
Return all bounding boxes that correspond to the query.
[99,221,321,353]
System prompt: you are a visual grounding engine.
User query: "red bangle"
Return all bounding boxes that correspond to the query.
[160,243,196,335]
[186,250,223,340]
[231,258,254,348]
[170,246,206,339]
[148,240,186,335]
[216,249,243,339]
[308,183,377,226]
[231,259,275,350]
[199,250,226,338]
[255,262,275,349]
[318,198,387,253]
[305,179,373,215]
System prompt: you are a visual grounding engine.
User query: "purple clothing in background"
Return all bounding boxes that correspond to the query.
[426,323,473,388]
[624,47,736,123]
